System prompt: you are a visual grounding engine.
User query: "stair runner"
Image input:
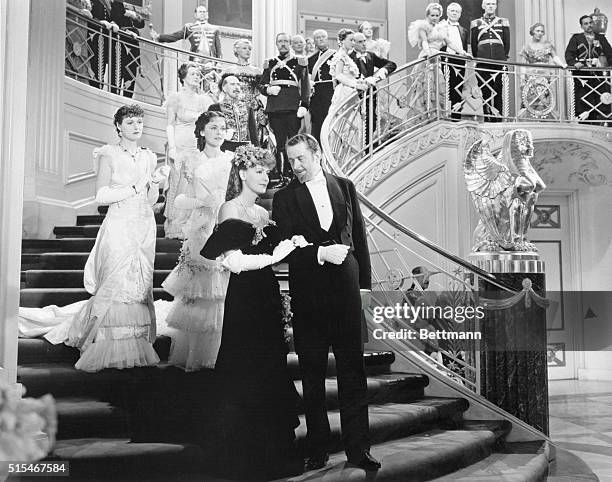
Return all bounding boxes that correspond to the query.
[18,192,553,481]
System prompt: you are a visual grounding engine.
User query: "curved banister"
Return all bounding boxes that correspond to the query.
[317,51,611,391]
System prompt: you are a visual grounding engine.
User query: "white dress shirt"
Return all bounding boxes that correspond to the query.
[446,21,463,55]
[305,169,333,231]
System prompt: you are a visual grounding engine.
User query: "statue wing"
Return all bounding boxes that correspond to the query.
[464,139,513,199]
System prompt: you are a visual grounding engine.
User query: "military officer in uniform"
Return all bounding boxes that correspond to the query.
[308,29,336,143]
[259,33,310,182]
[470,0,510,122]
[150,5,222,59]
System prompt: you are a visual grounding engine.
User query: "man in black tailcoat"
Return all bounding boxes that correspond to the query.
[272,134,381,472]
[351,32,396,144]
[443,3,469,120]
[259,33,310,181]
[308,29,336,143]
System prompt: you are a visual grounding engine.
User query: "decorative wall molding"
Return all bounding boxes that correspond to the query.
[298,12,386,38]
[35,195,95,210]
[63,130,100,185]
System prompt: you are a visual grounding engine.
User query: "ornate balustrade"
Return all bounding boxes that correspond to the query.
[65,5,238,105]
[326,54,612,178]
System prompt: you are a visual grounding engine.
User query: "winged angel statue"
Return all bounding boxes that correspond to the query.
[464,129,546,252]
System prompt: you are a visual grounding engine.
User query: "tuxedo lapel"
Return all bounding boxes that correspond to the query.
[294,182,322,233]
[324,172,347,228]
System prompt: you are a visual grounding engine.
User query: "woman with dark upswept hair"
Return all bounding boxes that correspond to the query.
[200,144,304,479]
[40,105,169,371]
[161,110,234,371]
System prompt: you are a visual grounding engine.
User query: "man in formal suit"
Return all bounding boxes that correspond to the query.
[308,30,336,143]
[151,5,222,59]
[352,32,397,145]
[470,0,510,122]
[272,134,381,472]
[442,3,469,120]
[259,33,310,182]
[565,15,612,124]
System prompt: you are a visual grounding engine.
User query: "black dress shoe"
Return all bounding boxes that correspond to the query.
[348,451,381,470]
[304,453,329,471]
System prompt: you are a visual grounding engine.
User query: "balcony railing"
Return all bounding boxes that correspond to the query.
[326,53,612,178]
[65,4,238,105]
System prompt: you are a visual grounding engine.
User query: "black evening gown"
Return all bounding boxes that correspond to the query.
[201,219,302,479]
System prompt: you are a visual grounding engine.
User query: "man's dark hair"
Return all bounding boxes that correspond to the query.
[579,15,592,25]
[276,32,290,42]
[218,72,239,92]
[286,134,321,155]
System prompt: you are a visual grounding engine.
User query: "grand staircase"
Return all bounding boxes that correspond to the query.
[16,190,556,481]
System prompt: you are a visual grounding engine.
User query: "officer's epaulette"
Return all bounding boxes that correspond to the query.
[500,18,510,27]
[297,56,308,67]
[470,19,480,28]
[263,58,270,69]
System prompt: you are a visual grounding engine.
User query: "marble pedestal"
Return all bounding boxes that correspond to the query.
[470,252,549,435]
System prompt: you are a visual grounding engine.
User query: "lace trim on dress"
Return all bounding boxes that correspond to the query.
[327,50,360,82]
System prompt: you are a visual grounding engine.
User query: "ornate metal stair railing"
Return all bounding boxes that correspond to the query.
[326,53,612,178]
[65,4,238,105]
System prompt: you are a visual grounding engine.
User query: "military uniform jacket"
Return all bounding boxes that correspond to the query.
[157,21,222,58]
[470,16,510,60]
[258,54,310,113]
[308,48,336,99]
[565,33,612,67]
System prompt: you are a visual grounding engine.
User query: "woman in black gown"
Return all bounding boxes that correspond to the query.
[201,145,304,479]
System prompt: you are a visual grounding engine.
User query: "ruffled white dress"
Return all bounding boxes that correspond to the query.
[43,144,160,372]
[163,89,212,239]
[161,150,233,371]
[329,49,362,108]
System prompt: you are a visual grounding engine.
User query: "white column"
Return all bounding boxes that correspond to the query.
[251,0,297,68]
[387,0,407,65]
[0,0,31,384]
[516,0,566,59]
[22,1,66,238]
[161,0,184,97]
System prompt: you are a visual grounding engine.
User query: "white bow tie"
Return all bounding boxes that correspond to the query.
[448,21,460,27]
[356,52,368,60]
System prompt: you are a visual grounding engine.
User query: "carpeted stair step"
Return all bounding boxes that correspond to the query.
[287,426,505,482]
[287,351,395,379]
[34,252,179,270]
[18,336,171,365]
[294,398,471,455]
[46,438,205,480]
[431,440,550,481]
[24,269,174,288]
[55,396,131,440]
[22,238,181,254]
[18,363,168,399]
[293,373,429,412]
[54,224,166,238]
[77,212,165,226]
[20,287,173,307]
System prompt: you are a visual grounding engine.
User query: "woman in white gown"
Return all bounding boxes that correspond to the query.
[43,105,169,372]
[164,62,213,239]
[407,3,469,115]
[161,111,234,371]
[328,29,367,109]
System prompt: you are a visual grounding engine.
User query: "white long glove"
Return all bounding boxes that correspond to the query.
[173,190,222,210]
[221,239,295,274]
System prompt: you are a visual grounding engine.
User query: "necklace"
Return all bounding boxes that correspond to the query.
[235,197,260,223]
[119,143,139,160]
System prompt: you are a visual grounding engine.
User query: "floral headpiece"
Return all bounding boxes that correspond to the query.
[232,144,274,169]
